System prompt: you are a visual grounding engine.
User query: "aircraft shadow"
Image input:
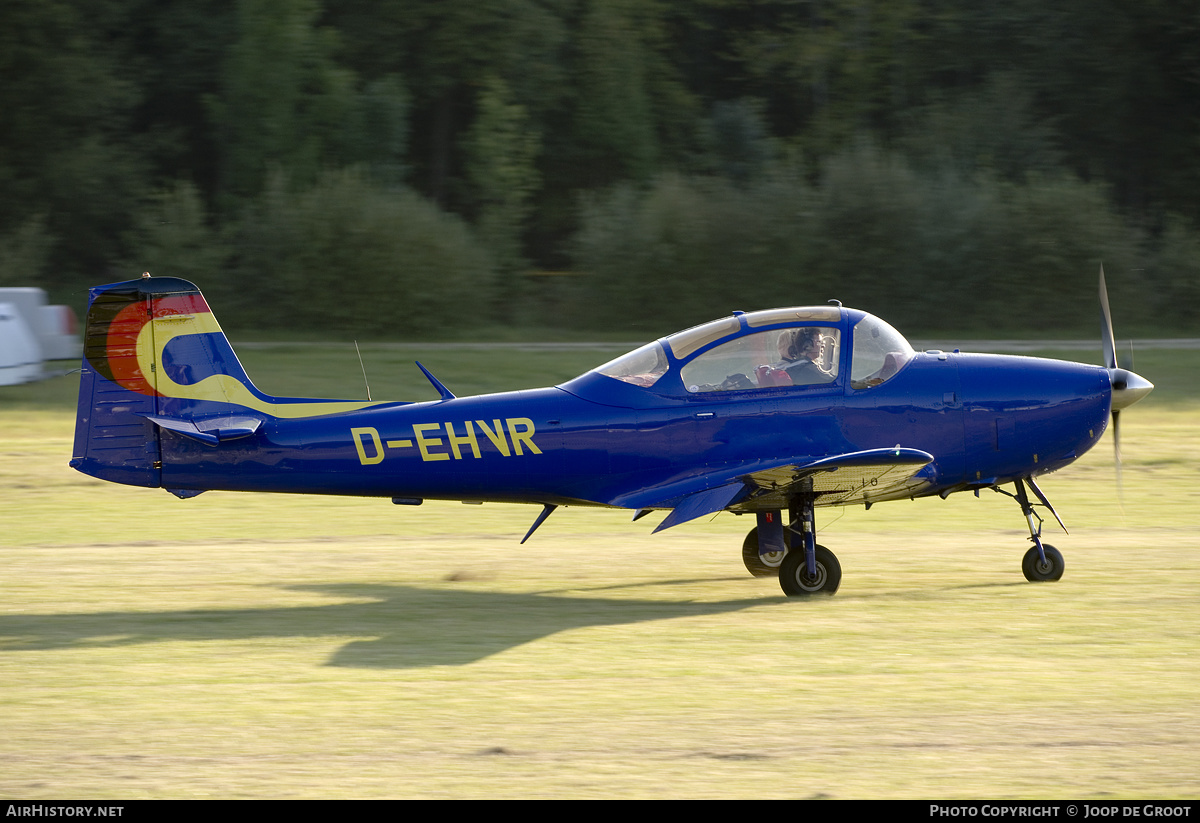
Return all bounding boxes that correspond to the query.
[0,583,768,669]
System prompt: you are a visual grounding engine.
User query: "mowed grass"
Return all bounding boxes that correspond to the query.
[0,345,1197,799]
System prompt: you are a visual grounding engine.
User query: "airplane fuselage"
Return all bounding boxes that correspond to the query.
[149,351,1111,511]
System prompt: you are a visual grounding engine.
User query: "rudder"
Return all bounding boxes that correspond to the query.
[70,275,258,487]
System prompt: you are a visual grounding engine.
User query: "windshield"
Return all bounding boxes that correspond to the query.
[850,315,914,389]
[594,341,669,387]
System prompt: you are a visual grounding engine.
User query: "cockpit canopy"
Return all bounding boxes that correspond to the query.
[590,306,914,397]
[849,311,915,390]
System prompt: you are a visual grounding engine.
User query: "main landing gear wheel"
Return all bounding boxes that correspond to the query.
[742,527,787,577]
[1022,544,1064,582]
[779,544,841,596]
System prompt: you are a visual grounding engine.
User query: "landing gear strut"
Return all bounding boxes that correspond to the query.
[1000,477,1066,582]
[769,490,841,596]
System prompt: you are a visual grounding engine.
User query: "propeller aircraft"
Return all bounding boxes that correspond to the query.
[70,270,1152,596]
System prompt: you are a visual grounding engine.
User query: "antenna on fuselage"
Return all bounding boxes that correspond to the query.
[354,340,372,401]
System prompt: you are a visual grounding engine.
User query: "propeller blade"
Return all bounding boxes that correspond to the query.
[1100,263,1153,411]
[1112,408,1123,496]
[1098,264,1152,506]
[1099,264,1118,370]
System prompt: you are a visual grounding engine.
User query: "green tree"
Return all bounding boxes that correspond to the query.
[323,0,571,208]
[990,0,1200,220]
[206,0,358,207]
[121,0,238,200]
[122,182,232,298]
[462,75,542,319]
[0,217,54,289]
[1148,218,1200,329]
[0,0,145,293]
[730,0,930,158]
[571,0,661,185]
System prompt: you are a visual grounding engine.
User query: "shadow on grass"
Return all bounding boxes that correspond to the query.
[0,582,772,668]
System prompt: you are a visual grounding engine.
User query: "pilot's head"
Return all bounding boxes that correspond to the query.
[780,328,822,362]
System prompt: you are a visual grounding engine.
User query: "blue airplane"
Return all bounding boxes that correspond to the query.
[70,270,1152,597]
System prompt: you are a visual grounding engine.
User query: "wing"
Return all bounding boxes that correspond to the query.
[736,448,936,510]
[611,448,934,533]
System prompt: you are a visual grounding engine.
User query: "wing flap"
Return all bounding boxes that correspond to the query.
[744,448,935,507]
[651,481,746,533]
[624,448,934,532]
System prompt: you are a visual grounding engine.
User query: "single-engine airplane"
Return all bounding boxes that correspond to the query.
[71,270,1152,596]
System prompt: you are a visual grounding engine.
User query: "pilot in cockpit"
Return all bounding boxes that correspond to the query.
[697,325,838,392]
[768,327,833,386]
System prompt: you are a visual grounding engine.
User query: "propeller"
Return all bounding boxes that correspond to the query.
[1098,265,1154,483]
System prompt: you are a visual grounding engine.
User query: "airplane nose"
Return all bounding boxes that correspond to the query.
[1109,367,1154,411]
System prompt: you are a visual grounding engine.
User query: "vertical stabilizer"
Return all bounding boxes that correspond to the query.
[70,276,256,487]
[70,275,385,490]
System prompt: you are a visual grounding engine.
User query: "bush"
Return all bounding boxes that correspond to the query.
[1145,217,1200,331]
[572,173,821,334]
[231,169,495,337]
[571,145,1157,335]
[122,182,232,293]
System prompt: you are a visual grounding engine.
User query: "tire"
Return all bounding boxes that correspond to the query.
[1022,544,1064,582]
[779,544,841,596]
[742,527,787,577]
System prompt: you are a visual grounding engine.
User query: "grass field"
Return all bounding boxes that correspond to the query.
[0,345,1197,799]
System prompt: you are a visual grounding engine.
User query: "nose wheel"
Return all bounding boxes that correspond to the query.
[1022,544,1064,582]
[1001,477,1067,583]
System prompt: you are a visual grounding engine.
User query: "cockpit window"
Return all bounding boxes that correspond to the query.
[682,327,840,393]
[851,315,914,389]
[595,341,669,388]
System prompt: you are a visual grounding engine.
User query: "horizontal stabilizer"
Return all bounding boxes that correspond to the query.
[143,414,263,445]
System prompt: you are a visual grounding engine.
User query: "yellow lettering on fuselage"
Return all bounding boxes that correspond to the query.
[475,419,510,456]
[445,420,481,459]
[413,422,450,462]
[351,427,385,465]
[351,418,541,465]
[506,417,542,456]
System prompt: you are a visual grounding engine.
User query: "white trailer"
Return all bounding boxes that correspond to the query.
[0,287,80,385]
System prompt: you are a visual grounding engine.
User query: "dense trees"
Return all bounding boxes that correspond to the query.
[1,0,1196,335]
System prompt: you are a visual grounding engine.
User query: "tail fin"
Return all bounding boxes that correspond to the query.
[70,276,253,486]
[70,275,377,489]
